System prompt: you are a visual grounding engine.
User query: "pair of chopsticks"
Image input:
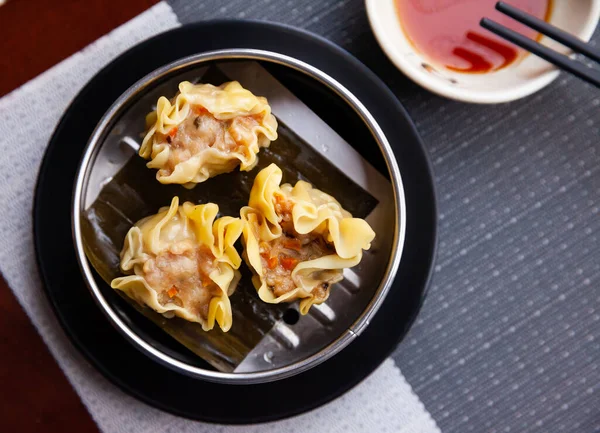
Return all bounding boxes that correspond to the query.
[480,1,600,88]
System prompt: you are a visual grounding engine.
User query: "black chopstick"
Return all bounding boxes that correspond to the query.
[495,1,600,63]
[480,17,600,88]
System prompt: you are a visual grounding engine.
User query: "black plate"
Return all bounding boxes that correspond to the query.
[34,21,437,423]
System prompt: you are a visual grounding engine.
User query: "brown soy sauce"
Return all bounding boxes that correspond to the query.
[396,0,551,73]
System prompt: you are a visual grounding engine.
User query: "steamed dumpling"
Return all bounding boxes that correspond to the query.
[111,197,243,332]
[140,81,278,188]
[241,164,375,314]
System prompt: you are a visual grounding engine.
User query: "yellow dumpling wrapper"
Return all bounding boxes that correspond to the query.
[111,197,243,332]
[140,81,278,188]
[241,164,376,314]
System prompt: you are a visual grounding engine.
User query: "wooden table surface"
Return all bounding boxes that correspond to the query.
[0,0,158,430]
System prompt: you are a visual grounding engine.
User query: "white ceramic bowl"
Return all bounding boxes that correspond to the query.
[366,0,600,103]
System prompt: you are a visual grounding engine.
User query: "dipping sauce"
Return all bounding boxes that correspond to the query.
[396,0,551,73]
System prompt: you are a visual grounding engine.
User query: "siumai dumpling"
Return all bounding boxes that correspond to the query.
[140,81,278,188]
[111,197,243,332]
[241,164,376,314]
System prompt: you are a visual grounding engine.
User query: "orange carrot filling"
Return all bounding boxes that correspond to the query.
[280,256,298,271]
[167,286,178,298]
[193,106,209,115]
[267,256,279,269]
[282,239,302,251]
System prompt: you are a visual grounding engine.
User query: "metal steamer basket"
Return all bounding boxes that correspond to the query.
[72,49,406,384]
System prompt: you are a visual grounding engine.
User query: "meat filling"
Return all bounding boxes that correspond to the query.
[157,105,260,176]
[259,195,339,300]
[142,240,220,319]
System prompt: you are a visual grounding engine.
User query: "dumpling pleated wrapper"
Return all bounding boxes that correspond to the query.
[241,164,376,314]
[110,197,243,332]
[140,81,278,188]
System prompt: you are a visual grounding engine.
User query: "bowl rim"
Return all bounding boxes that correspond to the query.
[365,0,600,104]
[71,48,407,384]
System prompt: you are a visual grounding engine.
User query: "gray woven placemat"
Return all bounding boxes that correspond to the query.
[169,1,600,432]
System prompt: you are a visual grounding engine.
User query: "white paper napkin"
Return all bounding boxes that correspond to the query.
[0,2,440,432]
